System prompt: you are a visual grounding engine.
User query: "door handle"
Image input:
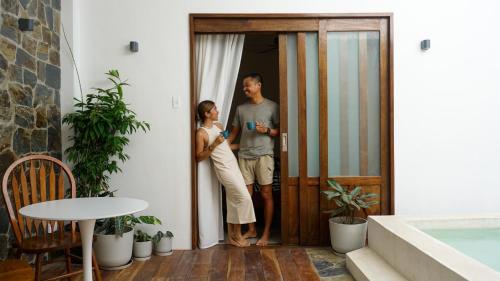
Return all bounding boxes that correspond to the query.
[282,133,288,152]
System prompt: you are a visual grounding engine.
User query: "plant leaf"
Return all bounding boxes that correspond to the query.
[350,186,361,197]
[138,216,162,225]
[350,200,361,210]
[324,206,346,217]
[341,194,352,204]
[321,190,341,200]
[327,180,345,193]
[333,199,345,207]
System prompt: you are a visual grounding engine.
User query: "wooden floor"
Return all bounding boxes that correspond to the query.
[43,245,321,281]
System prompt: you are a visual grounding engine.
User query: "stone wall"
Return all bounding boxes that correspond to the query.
[0,0,61,259]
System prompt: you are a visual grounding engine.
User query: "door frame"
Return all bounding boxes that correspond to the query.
[189,13,394,249]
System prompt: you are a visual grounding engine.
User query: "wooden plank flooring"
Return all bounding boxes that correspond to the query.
[42,245,321,281]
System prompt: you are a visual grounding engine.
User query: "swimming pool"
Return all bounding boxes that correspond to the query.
[423,228,500,272]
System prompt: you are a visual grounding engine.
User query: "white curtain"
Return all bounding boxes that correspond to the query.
[195,34,245,249]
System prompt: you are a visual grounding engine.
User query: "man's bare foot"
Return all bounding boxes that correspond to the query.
[256,236,269,246]
[242,230,257,239]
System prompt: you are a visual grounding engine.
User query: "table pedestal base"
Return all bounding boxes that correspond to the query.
[78,219,96,281]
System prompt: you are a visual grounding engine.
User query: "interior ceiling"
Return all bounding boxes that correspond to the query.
[243,33,278,53]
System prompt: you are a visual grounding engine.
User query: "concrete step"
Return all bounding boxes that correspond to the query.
[346,247,408,281]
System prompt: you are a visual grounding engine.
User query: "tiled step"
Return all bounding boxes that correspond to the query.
[346,247,408,281]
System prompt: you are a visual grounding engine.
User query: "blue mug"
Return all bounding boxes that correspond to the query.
[220,130,230,139]
[246,121,256,130]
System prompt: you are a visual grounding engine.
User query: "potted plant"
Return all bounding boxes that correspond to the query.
[321,180,379,255]
[63,70,151,267]
[133,230,153,261]
[63,69,150,198]
[152,230,174,256]
[93,215,160,269]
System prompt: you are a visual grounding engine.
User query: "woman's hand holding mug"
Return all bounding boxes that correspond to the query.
[214,135,225,146]
[209,135,225,152]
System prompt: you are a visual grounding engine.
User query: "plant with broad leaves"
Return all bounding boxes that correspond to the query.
[134,230,153,242]
[152,230,174,244]
[95,215,161,236]
[321,179,379,224]
[63,70,150,197]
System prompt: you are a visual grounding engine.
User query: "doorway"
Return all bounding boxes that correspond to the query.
[190,14,394,249]
[224,33,281,245]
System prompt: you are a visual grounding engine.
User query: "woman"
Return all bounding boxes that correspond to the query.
[195,100,256,247]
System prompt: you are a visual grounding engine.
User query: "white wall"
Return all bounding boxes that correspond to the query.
[60,0,78,163]
[61,0,500,249]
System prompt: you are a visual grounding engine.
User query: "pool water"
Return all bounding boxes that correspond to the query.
[423,228,500,272]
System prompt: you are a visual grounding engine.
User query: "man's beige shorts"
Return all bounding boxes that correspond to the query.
[238,155,274,186]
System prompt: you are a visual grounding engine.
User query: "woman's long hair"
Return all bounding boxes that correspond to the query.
[197,100,215,123]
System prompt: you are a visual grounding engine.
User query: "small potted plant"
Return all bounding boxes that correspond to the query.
[321,180,379,255]
[93,215,161,269]
[133,230,154,261]
[152,230,174,256]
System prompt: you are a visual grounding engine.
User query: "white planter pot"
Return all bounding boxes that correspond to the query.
[154,237,173,256]
[133,240,153,261]
[93,227,134,269]
[329,217,367,254]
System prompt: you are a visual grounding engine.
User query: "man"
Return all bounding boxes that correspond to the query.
[228,73,279,246]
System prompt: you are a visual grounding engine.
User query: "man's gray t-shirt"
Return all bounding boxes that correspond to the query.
[232,98,279,159]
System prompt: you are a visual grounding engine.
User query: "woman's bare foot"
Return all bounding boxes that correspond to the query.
[228,235,250,247]
[242,230,257,239]
[238,238,250,247]
[227,236,240,247]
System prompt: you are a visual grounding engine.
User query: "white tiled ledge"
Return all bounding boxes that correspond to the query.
[365,216,500,281]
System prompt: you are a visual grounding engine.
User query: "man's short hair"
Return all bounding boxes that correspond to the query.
[243,72,263,85]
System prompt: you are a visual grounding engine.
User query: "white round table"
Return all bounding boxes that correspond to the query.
[19,197,148,281]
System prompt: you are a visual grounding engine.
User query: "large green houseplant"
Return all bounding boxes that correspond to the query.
[63,70,151,268]
[63,70,150,198]
[321,180,379,254]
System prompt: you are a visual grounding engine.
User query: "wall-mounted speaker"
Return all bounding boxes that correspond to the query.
[130,41,139,52]
[18,18,34,31]
[421,39,431,51]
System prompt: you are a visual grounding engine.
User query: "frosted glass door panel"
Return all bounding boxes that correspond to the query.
[327,32,380,176]
[305,33,319,177]
[287,34,299,177]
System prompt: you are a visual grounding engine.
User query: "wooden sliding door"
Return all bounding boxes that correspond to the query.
[278,18,391,245]
[191,14,393,248]
[319,18,390,245]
